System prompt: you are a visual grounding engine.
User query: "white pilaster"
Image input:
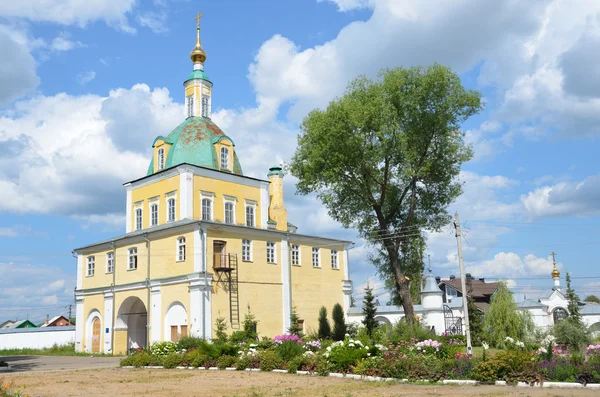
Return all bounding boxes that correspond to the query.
[75,297,84,352]
[281,238,292,333]
[203,283,212,339]
[189,276,212,340]
[342,280,353,314]
[179,169,193,219]
[343,248,350,280]
[189,282,202,338]
[103,292,114,353]
[76,254,83,290]
[260,182,269,229]
[193,224,203,273]
[150,284,162,343]
[125,187,132,233]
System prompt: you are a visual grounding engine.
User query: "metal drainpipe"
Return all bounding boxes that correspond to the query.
[200,224,207,339]
[144,233,151,348]
[111,241,116,354]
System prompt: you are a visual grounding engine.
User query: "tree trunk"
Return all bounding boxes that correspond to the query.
[381,232,416,325]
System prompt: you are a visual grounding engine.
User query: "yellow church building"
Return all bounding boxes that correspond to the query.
[73,15,353,354]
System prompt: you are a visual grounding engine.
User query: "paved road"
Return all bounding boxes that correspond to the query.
[1,355,121,372]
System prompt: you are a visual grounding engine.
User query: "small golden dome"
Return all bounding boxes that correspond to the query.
[190,12,206,64]
[552,265,560,278]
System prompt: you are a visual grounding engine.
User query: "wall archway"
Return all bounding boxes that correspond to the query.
[117,296,147,352]
[552,307,568,324]
[85,310,102,353]
[164,302,188,342]
[374,316,392,327]
[589,322,600,333]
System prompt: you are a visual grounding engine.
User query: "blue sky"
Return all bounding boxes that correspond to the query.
[1,0,600,322]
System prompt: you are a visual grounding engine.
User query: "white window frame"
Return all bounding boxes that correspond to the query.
[167,196,176,222]
[187,94,194,118]
[201,197,213,221]
[266,241,276,264]
[331,249,339,270]
[157,147,165,170]
[220,146,229,170]
[242,239,252,262]
[149,201,159,227]
[87,256,95,277]
[128,248,138,270]
[106,252,114,274]
[224,200,235,224]
[201,95,209,118]
[312,247,320,268]
[245,201,256,227]
[135,207,143,230]
[291,244,300,266]
[176,237,186,262]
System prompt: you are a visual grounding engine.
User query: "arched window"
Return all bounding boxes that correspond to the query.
[220,147,229,170]
[157,148,165,170]
[553,307,568,324]
[201,198,212,221]
[224,201,234,224]
[167,198,176,222]
[177,237,186,261]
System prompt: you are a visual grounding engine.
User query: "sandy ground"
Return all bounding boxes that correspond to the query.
[2,368,599,397]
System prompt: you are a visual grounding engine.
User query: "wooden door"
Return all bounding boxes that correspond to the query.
[180,325,188,338]
[92,318,101,353]
[171,326,178,342]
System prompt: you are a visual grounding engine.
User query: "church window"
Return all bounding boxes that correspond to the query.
[201,95,209,118]
[245,205,255,227]
[187,95,194,118]
[202,198,212,221]
[291,245,300,266]
[267,241,276,264]
[106,252,114,274]
[331,250,338,269]
[177,237,186,261]
[167,198,176,222]
[224,201,234,224]
[242,239,252,262]
[87,256,95,276]
[135,208,143,230]
[128,248,138,270]
[157,148,165,170]
[312,247,320,268]
[150,203,158,226]
[220,147,229,170]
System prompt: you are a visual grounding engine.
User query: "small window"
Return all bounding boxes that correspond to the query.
[312,247,320,268]
[220,147,229,170]
[267,241,276,264]
[87,256,95,276]
[167,198,176,222]
[187,95,194,118]
[242,239,252,262]
[128,248,138,270]
[150,203,158,226]
[201,95,209,118]
[331,250,338,270]
[224,201,234,224]
[135,208,142,230]
[245,205,255,227]
[177,237,186,261]
[202,198,212,221]
[106,252,114,274]
[291,244,300,266]
[157,148,165,170]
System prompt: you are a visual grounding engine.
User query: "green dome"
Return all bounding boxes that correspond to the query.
[147,117,243,175]
[184,69,211,84]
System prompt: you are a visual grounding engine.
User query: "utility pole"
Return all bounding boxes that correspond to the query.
[68,304,72,323]
[454,212,472,357]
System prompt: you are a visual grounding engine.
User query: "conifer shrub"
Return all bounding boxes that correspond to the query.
[331,303,347,341]
[214,316,228,344]
[177,336,204,351]
[318,306,331,339]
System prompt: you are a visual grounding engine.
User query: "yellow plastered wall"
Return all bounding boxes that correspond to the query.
[290,244,345,334]
[193,175,262,227]
[213,139,234,172]
[114,241,148,285]
[113,288,150,355]
[149,231,194,280]
[81,293,105,352]
[131,175,180,230]
[80,249,115,290]
[160,283,191,342]
[208,230,283,337]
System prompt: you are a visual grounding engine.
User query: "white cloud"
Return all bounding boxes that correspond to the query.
[0,26,39,105]
[317,0,374,12]
[136,10,168,33]
[50,32,84,51]
[466,252,559,278]
[76,70,96,85]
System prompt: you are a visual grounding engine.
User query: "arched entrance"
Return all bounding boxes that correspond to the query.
[117,297,147,352]
[85,310,102,353]
[92,318,101,352]
[164,302,188,342]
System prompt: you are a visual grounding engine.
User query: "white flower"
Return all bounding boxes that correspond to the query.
[482,342,489,350]
[367,353,371,357]
[505,337,514,344]
[515,341,525,348]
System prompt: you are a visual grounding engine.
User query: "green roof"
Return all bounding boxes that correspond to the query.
[184,69,211,84]
[147,117,243,176]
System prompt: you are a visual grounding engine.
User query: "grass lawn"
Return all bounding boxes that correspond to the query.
[0,344,114,357]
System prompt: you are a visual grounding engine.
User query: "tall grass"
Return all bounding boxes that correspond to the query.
[0,342,114,356]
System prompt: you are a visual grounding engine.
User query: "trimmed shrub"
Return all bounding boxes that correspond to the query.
[258,350,283,372]
[331,303,347,341]
[276,340,304,362]
[177,336,204,351]
[216,355,238,369]
[120,351,153,368]
[217,343,239,357]
[318,306,331,340]
[288,355,317,374]
[185,350,209,368]
[163,353,184,369]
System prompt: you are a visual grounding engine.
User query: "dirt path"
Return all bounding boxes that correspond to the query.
[3,368,598,397]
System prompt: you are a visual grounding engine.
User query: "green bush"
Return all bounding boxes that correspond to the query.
[552,320,592,353]
[216,355,238,369]
[195,339,220,359]
[355,357,385,377]
[120,351,155,368]
[390,320,435,343]
[217,343,239,357]
[315,356,330,376]
[287,355,317,374]
[229,330,251,344]
[472,350,535,383]
[236,355,260,370]
[276,340,304,362]
[327,341,368,373]
[472,358,501,383]
[162,353,184,369]
[176,336,204,351]
[258,350,283,372]
[149,341,178,356]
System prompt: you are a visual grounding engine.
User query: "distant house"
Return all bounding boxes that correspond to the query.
[1,319,37,329]
[41,315,73,327]
[437,274,499,312]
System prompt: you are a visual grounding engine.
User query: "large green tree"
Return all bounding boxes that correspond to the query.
[290,65,482,322]
[584,295,600,304]
[484,282,534,347]
[565,272,582,324]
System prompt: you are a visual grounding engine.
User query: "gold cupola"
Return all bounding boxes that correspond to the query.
[551,251,560,278]
[190,12,207,66]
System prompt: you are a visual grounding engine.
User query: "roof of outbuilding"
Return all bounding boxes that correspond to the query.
[439,278,499,299]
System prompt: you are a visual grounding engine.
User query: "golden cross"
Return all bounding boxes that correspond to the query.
[195,12,203,29]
